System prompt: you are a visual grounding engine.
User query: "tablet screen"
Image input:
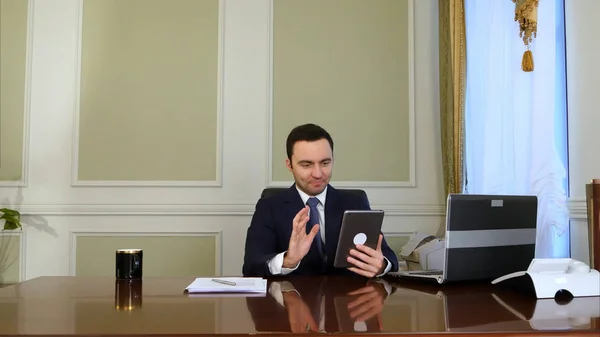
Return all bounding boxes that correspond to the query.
[334,210,384,268]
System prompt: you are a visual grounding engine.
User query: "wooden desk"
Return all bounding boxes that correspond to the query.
[0,276,597,336]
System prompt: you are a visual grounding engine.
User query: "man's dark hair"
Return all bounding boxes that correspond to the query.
[286,123,334,160]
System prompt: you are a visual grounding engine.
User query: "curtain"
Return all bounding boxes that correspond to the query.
[439,0,466,198]
[464,0,569,258]
[438,0,466,237]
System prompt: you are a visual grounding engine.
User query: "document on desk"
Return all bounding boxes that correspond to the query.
[185,277,267,294]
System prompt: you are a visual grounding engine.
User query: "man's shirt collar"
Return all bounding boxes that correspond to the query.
[295,184,327,207]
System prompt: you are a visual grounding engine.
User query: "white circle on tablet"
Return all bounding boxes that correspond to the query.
[354,321,367,332]
[353,233,367,245]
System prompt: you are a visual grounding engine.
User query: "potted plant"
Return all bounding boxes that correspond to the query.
[0,208,21,285]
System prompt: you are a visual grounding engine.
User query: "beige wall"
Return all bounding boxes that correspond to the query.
[75,234,218,277]
[0,233,22,284]
[76,0,219,184]
[271,0,412,184]
[0,0,445,280]
[0,0,28,183]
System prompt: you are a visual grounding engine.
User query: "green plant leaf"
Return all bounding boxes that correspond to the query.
[0,208,20,217]
[0,208,22,230]
[3,219,20,230]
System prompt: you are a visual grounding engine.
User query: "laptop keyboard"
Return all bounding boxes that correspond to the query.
[406,270,443,275]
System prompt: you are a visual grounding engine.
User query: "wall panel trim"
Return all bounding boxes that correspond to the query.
[0,0,34,187]
[17,203,445,216]
[384,231,415,238]
[70,0,225,187]
[69,231,222,276]
[0,230,27,282]
[265,0,416,188]
[568,199,587,220]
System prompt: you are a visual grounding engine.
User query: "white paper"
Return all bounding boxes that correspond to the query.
[187,292,267,298]
[185,277,267,293]
[399,232,435,257]
[416,239,445,270]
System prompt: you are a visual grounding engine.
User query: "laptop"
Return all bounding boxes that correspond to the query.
[390,194,538,284]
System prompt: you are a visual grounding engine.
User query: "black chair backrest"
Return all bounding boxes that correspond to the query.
[260,187,370,205]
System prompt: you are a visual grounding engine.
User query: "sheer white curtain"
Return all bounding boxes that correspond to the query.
[464,0,569,258]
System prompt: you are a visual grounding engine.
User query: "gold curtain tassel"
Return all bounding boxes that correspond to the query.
[522,50,534,72]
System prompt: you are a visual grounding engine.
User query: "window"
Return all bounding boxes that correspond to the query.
[464,0,569,258]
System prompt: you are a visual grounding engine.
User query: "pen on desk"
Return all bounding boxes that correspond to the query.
[212,278,236,286]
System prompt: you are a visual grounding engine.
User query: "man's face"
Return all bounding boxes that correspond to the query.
[286,139,333,196]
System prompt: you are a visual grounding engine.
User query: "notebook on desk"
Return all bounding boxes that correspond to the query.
[390,194,538,284]
[185,277,267,294]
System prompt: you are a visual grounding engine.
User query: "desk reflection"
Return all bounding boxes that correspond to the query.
[0,276,598,336]
[246,276,391,333]
[391,279,600,333]
[115,279,142,311]
[491,291,600,330]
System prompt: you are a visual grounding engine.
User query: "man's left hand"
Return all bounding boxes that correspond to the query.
[347,234,385,278]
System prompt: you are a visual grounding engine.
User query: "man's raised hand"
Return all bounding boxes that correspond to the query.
[283,206,319,268]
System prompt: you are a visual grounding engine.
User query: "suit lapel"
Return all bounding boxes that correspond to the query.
[283,185,304,236]
[324,185,343,259]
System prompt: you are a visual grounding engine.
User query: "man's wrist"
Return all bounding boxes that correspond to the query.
[282,290,301,304]
[375,257,391,277]
[282,252,300,268]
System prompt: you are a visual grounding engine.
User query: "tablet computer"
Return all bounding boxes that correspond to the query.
[334,210,385,269]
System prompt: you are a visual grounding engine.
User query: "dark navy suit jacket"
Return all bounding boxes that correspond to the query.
[242,184,399,277]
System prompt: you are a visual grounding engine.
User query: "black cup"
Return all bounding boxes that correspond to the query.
[115,249,143,280]
[115,279,142,311]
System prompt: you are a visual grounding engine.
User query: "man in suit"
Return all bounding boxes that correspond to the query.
[242,123,399,277]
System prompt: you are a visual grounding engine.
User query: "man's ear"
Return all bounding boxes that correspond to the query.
[285,158,293,172]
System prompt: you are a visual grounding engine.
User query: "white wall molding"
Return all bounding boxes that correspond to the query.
[12,197,583,221]
[265,0,416,188]
[70,0,225,187]
[21,203,256,216]
[20,198,573,220]
[10,198,578,219]
[69,231,222,276]
[377,204,444,217]
[19,230,27,282]
[384,231,414,238]
[17,203,445,216]
[0,0,34,187]
[0,230,27,282]
[70,180,224,187]
[267,180,419,189]
[568,199,587,220]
